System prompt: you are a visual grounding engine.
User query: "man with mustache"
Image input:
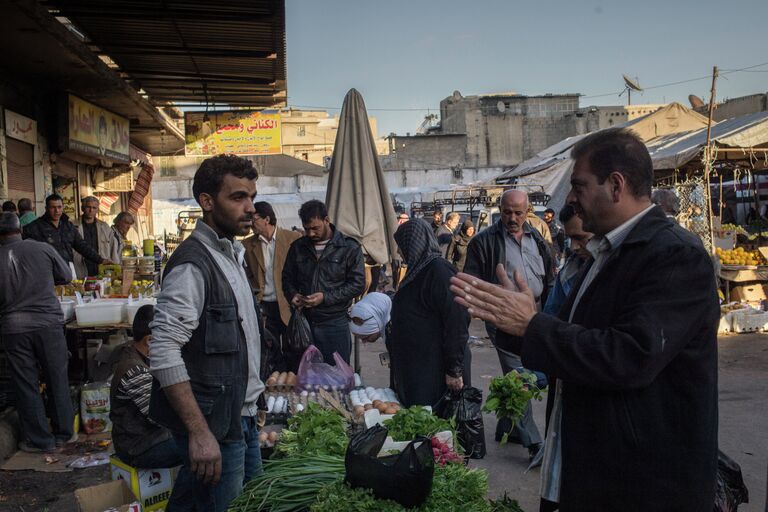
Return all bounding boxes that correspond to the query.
[451,128,718,511]
[148,155,264,511]
[463,189,554,460]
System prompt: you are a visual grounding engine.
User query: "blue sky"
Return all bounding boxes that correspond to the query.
[285,0,768,136]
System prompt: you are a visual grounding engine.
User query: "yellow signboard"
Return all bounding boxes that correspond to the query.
[184,110,281,156]
[66,94,130,162]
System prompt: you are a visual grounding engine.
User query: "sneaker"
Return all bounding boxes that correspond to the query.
[55,433,79,448]
[18,441,55,453]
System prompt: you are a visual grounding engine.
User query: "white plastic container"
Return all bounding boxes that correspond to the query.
[75,302,124,326]
[125,298,157,325]
[60,299,75,322]
[731,309,768,333]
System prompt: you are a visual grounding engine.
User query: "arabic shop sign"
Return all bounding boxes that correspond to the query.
[64,94,130,162]
[184,109,281,157]
[4,109,37,145]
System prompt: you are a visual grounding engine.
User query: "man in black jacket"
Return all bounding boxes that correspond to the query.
[282,200,365,365]
[464,189,554,459]
[24,194,109,269]
[451,128,718,512]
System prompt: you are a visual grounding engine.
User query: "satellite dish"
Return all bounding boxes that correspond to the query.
[622,74,643,92]
[620,74,643,105]
[497,101,506,113]
[688,94,705,109]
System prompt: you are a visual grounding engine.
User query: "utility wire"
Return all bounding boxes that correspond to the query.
[289,60,768,110]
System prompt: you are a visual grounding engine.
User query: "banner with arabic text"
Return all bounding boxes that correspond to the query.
[184,110,281,156]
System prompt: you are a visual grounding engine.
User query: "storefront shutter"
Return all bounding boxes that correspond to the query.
[5,136,34,194]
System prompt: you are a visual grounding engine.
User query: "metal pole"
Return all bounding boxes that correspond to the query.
[703,66,719,252]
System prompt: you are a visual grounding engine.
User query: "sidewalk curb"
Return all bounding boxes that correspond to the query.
[0,407,20,460]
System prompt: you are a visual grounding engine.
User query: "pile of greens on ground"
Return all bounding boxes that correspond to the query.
[228,454,344,512]
[382,406,453,441]
[489,492,526,512]
[273,401,349,458]
[482,371,543,444]
[310,462,492,512]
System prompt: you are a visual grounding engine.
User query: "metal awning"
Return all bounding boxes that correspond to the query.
[42,0,287,108]
[0,0,184,155]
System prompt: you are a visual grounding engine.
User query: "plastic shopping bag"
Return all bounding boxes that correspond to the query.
[713,450,749,511]
[286,308,313,354]
[345,425,434,508]
[435,386,486,459]
[297,345,354,391]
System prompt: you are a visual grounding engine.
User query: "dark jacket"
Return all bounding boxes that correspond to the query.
[149,237,250,442]
[498,207,719,511]
[463,219,554,307]
[447,233,472,272]
[23,213,102,265]
[282,225,365,324]
[110,344,173,462]
[435,224,454,258]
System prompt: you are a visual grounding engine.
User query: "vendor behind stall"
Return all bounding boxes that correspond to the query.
[388,219,470,407]
[110,305,182,468]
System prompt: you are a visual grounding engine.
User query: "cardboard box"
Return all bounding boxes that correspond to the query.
[110,456,178,511]
[730,283,767,303]
[75,480,142,512]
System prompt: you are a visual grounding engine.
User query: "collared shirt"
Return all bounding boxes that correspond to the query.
[503,224,545,301]
[541,204,655,503]
[149,221,264,416]
[259,230,277,302]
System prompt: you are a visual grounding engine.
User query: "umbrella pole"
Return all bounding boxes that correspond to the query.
[354,335,361,375]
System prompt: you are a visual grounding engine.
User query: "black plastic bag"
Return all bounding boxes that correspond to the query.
[714,450,749,512]
[434,386,486,459]
[286,308,313,354]
[345,425,434,508]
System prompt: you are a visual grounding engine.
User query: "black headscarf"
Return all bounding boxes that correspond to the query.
[394,218,442,288]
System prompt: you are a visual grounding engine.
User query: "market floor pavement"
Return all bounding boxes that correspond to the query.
[0,321,765,511]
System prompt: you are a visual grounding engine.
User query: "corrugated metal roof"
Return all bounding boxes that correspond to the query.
[42,0,287,107]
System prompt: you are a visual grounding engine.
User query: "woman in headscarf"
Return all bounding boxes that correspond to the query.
[388,219,470,407]
[447,219,475,272]
[348,292,392,343]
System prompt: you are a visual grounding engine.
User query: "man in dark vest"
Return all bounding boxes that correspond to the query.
[149,155,264,511]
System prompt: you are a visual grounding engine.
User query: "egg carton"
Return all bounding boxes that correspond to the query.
[731,308,768,333]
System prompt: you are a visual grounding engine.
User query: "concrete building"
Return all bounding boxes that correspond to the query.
[583,104,666,130]
[694,93,768,122]
[280,109,387,168]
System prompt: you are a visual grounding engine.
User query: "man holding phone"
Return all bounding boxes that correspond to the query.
[282,200,365,364]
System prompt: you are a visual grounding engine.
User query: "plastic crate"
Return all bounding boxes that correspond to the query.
[731,309,768,333]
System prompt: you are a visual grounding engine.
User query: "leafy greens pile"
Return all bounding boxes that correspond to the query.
[382,406,453,441]
[273,401,348,458]
[310,463,492,512]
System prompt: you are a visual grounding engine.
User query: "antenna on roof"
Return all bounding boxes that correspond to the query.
[620,74,643,105]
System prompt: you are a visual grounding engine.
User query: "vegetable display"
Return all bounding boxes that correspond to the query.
[482,371,543,444]
[228,455,344,512]
[310,462,491,512]
[273,402,349,458]
[382,406,453,441]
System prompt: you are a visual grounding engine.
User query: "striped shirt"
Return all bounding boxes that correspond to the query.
[116,364,153,417]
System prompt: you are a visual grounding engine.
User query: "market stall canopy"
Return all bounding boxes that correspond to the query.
[0,0,184,155]
[648,110,768,171]
[326,89,398,265]
[42,0,287,108]
[495,102,714,210]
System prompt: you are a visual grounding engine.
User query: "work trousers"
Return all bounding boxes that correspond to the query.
[310,315,351,365]
[167,416,263,512]
[4,325,74,451]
